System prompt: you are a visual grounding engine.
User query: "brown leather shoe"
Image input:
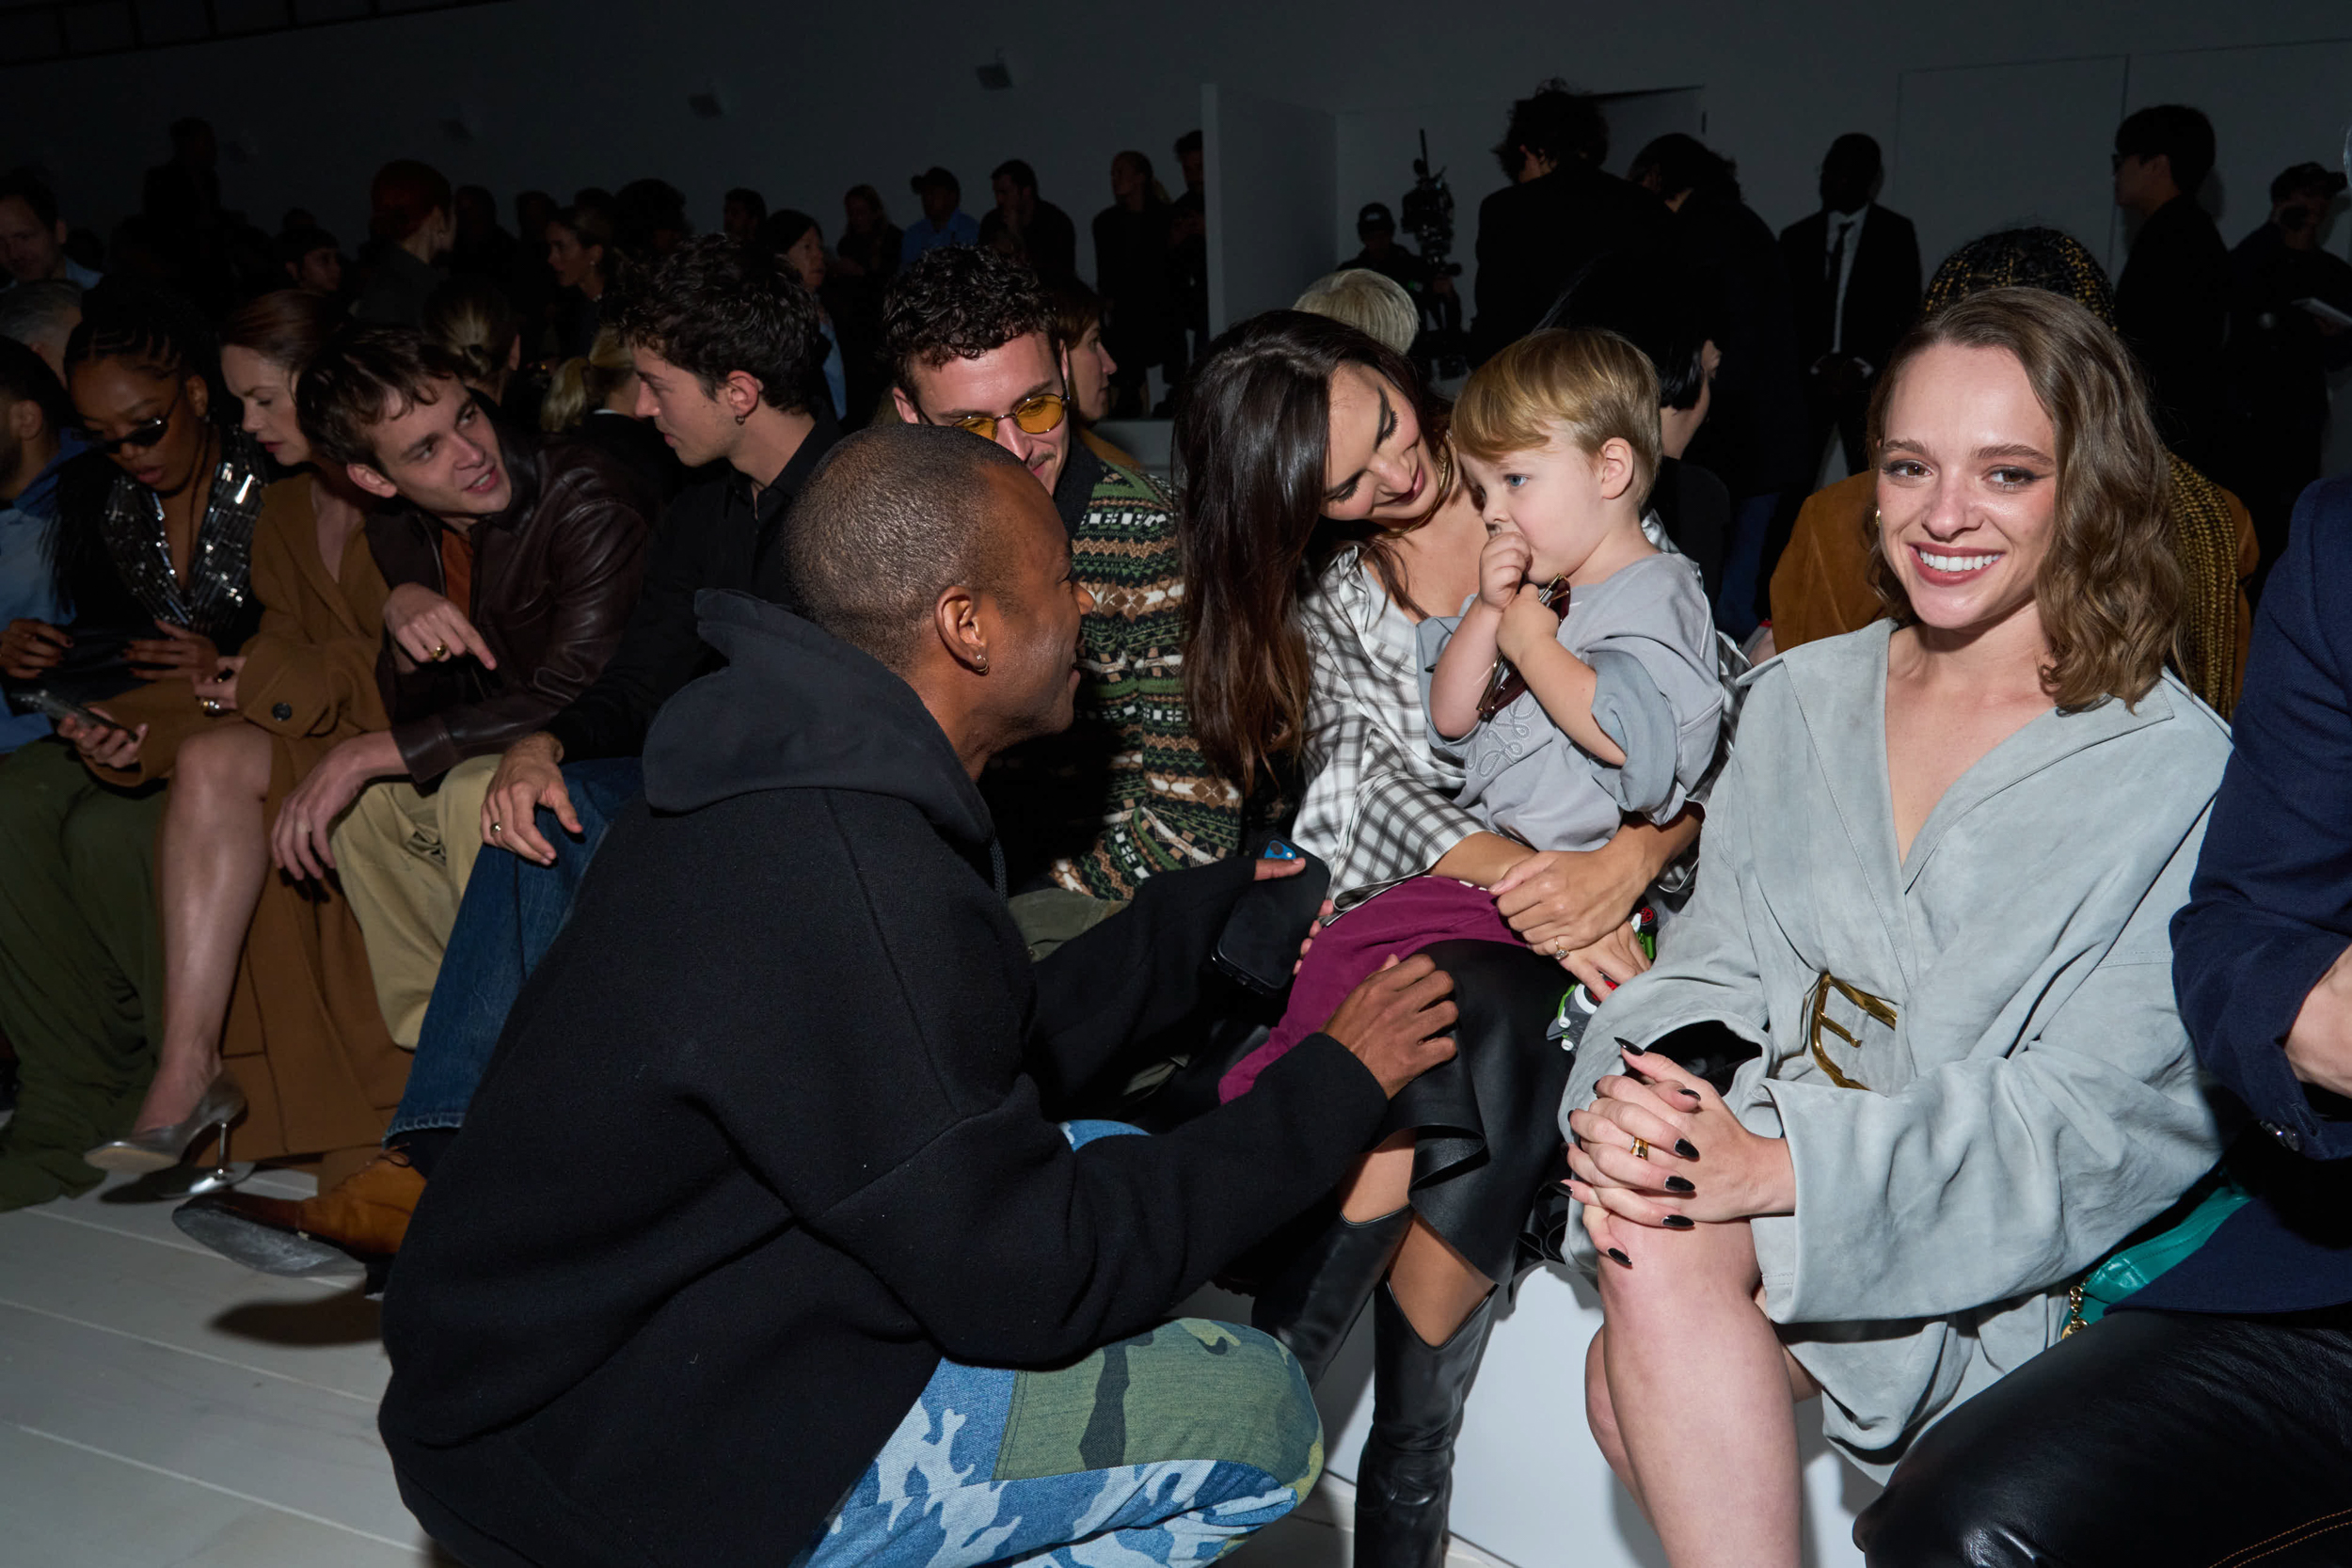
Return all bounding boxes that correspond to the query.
[174,1147,423,1278]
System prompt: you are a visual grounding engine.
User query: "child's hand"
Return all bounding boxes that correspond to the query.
[1496,581,1557,665]
[1477,528,1532,612]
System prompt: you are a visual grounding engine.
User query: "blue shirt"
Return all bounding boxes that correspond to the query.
[818,320,847,422]
[898,211,979,263]
[0,434,78,752]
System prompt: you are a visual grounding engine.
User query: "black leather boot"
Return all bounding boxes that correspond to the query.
[1249,1205,1412,1386]
[1353,1281,1501,1568]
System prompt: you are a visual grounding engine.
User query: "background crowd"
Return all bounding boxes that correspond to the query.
[0,68,2350,1568]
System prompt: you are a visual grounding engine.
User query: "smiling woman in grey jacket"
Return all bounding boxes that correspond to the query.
[1555,288,2232,1568]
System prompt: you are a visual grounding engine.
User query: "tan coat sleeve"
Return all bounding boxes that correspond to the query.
[1769,472,1884,652]
[239,508,389,744]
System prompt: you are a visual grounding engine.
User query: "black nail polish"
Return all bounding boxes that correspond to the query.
[1675,1139,1700,1161]
[1661,1214,1695,1229]
[1677,1087,1703,1102]
[1665,1175,1695,1194]
[1606,1247,1632,1267]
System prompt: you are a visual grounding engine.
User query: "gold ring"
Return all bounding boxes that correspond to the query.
[1554,943,1567,958]
[431,642,449,660]
[1630,1137,1650,1161]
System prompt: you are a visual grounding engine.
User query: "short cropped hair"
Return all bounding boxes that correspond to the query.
[0,169,60,228]
[296,325,467,470]
[2115,104,2217,196]
[370,160,452,244]
[1453,327,1663,501]
[0,334,71,432]
[991,159,1038,192]
[1866,287,2179,712]
[613,234,823,414]
[1293,269,1419,357]
[0,277,82,349]
[787,423,1033,673]
[882,245,1057,387]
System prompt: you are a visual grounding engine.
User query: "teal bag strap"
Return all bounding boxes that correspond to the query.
[2065,1169,2253,1334]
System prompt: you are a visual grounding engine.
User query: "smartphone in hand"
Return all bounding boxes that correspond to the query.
[1213,840,1334,995]
[23,689,135,736]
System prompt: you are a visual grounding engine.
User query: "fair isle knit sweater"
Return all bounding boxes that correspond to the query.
[983,442,1241,899]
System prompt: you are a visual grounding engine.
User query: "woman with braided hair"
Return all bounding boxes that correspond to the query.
[1768,227,2257,716]
[0,279,268,1208]
[72,289,423,1197]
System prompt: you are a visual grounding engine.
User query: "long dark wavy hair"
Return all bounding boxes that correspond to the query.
[1172,309,1450,794]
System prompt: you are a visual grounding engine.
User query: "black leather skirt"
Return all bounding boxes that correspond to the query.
[1375,938,1581,1284]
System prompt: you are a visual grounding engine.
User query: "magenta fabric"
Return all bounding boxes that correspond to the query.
[1218,876,1521,1102]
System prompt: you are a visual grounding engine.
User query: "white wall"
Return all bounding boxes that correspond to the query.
[1209,84,1339,330]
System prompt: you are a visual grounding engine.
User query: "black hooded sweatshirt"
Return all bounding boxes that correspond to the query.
[376,592,1390,1568]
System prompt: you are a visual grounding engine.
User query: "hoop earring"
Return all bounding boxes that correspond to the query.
[973,655,990,673]
[735,408,751,426]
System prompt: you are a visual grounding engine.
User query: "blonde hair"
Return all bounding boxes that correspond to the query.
[1293,269,1419,357]
[421,276,519,401]
[1452,327,1662,499]
[1865,287,2180,712]
[540,325,634,433]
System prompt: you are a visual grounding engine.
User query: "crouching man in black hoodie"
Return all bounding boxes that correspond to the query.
[376,423,1460,1568]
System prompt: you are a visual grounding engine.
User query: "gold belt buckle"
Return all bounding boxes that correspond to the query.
[1804,972,1898,1090]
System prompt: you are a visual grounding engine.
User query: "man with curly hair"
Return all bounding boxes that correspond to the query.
[177,237,834,1280]
[884,244,1239,941]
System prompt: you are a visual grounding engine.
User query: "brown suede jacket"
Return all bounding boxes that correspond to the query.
[366,430,652,784]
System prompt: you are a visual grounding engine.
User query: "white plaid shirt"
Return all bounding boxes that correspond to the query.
[1291,533,1741,903]
[1290,548,1482,899]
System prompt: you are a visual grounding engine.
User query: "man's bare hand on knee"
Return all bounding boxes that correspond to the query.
[1322,954,1458,1097]
[481,732,576,863]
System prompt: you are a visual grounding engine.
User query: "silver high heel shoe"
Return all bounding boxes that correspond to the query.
[86,1077,249,1188]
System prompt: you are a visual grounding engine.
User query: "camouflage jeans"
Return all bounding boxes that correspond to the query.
[793,1123,1325,1568]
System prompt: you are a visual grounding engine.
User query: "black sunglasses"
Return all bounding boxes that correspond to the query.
[92,386,183,456]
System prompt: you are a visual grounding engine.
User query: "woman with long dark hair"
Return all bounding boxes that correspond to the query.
[1174,310,1705,1566]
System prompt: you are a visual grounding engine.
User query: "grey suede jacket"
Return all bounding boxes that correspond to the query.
[1562,620,2231,1474]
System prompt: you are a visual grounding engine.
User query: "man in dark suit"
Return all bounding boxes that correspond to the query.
[1779,134,1920,479]
[1854,474,2352,1564]
[2113,103,2231,467]
[1470,82,1671,364]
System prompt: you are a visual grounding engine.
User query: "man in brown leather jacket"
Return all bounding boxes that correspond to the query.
[282,325,651,1047]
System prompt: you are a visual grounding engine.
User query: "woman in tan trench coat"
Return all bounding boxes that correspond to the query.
[73,293,432,1182]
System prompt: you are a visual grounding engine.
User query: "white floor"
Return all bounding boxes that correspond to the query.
[0,1166,1468,1568]
[0,1165,448,1567]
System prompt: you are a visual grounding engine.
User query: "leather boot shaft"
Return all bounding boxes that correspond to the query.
[1353,1282,1500,1568]
[1249,1205,1412,1386]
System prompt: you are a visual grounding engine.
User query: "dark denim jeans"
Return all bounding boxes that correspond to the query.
[387,757,644,1138]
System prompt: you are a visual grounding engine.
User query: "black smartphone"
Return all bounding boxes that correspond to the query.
[1213,841,1334,995]
[23,689,135,736]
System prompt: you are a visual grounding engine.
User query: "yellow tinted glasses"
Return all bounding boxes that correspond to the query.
[938,391,1069,442]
